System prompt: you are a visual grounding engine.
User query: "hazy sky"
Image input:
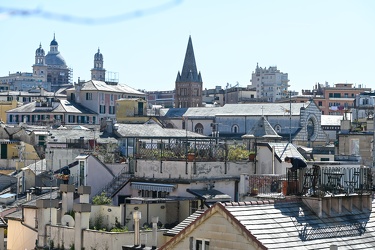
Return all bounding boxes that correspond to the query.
[0,0,374,93]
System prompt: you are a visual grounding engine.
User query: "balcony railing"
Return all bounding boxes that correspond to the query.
[248,165,372,198]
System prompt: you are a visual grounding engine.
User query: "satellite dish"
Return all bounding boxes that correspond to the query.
[61,214,75,227]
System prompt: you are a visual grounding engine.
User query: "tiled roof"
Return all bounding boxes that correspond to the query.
[77,80,145,95]
[217,102,310,116]
[222,200,375,249]
[22,159,47,175]
[183,107,220,118]
[0,174,17,191]
[162,199,375,249]
[244,116,281,138]
[266,142,306,161]
[163,108,188,118]
[115,124,206,138]
[7,100,96,115]
[321,115,342,126]
[164,209,205,236]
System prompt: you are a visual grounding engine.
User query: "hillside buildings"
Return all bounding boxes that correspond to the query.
[250,63,290,102]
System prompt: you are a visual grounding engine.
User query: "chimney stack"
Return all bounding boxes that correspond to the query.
[152,216,159,249]
[133,211,141,247]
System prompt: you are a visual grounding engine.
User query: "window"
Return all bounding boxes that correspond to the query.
[109,106,115,114]
[274,124,282,133]
[232,125,239,133]
[86,93,92,100]
[318,101,322,106]
[195,239,210,250]
[191,200,199,213]
[100,105,106,114]
[195,123,204,134]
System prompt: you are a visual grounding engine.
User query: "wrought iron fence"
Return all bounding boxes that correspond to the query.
[134,138,252,162]
[248,165,373,198]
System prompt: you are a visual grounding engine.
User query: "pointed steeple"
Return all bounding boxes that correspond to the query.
[176,36,202,83]
[245,116,281,139]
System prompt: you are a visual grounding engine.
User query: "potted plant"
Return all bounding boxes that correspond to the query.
[187,151,195,162]
[250,187,258,196]
[248,151,256,162]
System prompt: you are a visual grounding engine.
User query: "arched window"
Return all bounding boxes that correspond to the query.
[195,123,204,134]
[232,124,239,133]
[274,124,282,133]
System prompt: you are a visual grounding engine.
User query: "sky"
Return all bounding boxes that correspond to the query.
[0,0,375,93]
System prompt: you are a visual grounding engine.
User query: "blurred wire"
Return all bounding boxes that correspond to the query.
[0,0,183,25]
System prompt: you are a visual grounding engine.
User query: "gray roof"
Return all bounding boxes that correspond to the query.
[47,128,104,143]
[183,107,219,118]
[221,200,375,249]
[266,142,305,161]
[164,209,205,236]
[321,115,342,126]
[181,102,311,118]
[7,99,96,115]
[45,52,67,67]
[22,159,47,175]
[115,124,206,138]
[244,116,281,138]
[166,200,375,249]
[0,174,17,191]
[217,102,310,116]
[68,80,145,96]
[0,90,66,98]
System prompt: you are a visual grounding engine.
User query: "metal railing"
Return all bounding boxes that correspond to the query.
[248,165,373,198]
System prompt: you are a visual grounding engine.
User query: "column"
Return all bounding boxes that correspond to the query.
[36,199,59,248]
[60,184,75,217]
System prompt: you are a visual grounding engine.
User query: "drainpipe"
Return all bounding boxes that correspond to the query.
[133,211,141,247]
[272,146,275,174]
[152,216,159,249]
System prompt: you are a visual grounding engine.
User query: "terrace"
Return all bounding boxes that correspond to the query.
[247,165,372,199]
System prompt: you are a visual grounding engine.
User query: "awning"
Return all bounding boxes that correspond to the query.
[131,182,176,192]
[187,189,232,203]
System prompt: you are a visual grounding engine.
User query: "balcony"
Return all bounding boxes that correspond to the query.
[247,165,372,198]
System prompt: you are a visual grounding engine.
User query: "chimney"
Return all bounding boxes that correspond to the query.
[36,199,59,248]
[152,216,159,249]
[77,186,91,203]
[74,186,91,250]
[60,184,75,217]
[133,211,141,247]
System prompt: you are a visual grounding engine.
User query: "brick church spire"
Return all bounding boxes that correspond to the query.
[175,36,203,108]
[176,36,202,83]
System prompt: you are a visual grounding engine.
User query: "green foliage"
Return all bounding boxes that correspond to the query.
[227,145,249,161]
[92,213,105,231]
[110,226,128,232]
[92,192,112,205]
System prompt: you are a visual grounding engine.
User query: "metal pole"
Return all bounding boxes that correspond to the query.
[289,91,292,143]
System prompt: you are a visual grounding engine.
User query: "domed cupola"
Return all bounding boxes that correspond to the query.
[34,43,45,65]
[35,43,45,56]
[50,35,58,46]
[91,47,106,81]
[94,48,103,61]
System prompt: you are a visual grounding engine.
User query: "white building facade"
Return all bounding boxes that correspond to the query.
[250,63,289,102]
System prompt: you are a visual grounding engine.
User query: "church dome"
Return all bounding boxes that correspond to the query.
[94,49,103,61]
[50,38,58,46]
[35,44,45,55]
[45,53,66,66]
